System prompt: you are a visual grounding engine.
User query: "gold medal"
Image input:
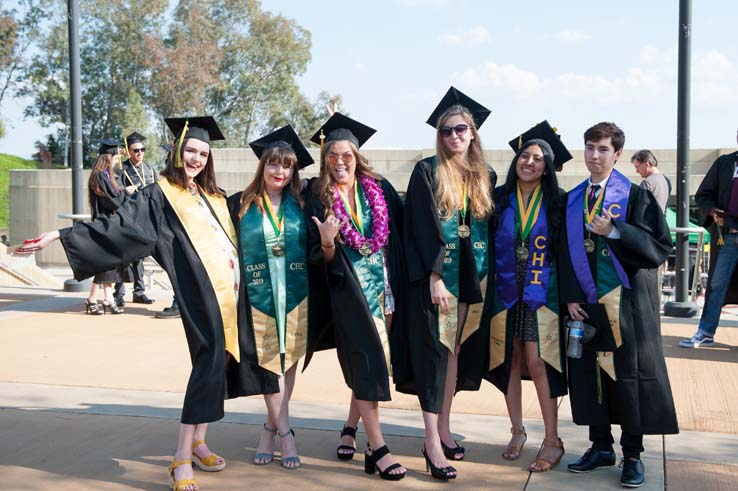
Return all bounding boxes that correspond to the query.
[271,244,285,257]
[359,244,373,256]
[458,224,471,238]
[584,238,596,253]
[515,245,529,262]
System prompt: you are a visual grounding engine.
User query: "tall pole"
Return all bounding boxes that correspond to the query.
[665,0,698,317]
[67,0,83,214]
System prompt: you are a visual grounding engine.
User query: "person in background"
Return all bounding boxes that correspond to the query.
[631,149,670,212]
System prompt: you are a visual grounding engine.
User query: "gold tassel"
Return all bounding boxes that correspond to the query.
[517,134,522,149]
[717,225,725,246]
[175,120,189,168]
[319,129,325,154]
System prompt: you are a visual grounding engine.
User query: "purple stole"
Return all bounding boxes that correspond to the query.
[495,194,550,310]
[566,169,631,303]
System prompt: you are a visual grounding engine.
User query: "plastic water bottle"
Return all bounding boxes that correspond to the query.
[567,320,584,359]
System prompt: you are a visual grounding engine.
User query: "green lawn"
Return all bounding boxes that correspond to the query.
[0,153,39,229]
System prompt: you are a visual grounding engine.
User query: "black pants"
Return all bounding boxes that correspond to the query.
[114,259,145,299]
[590,424,644,459]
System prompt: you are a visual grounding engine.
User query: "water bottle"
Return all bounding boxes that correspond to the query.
[567,320,584,359]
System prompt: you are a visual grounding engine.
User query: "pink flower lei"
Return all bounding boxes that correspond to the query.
[332,176,390,254]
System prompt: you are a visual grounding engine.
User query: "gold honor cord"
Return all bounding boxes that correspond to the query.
[262,192,285,236]
[516,184,543,240]
[584,184,605,225]
[457,181,471,238]
[338,180,364,235]
[175,120,189,168]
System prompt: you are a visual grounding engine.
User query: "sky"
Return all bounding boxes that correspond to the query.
[1,0,737,158]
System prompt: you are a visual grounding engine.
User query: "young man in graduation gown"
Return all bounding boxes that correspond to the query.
[680,130,738,348]
[113,131,156,306]
[559,122,677,488]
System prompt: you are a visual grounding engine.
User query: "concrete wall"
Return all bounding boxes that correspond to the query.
[9,147,732,265]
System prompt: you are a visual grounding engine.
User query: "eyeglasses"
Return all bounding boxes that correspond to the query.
[326,152,354,166]
[439,124,469,138]
[131,148,146,154]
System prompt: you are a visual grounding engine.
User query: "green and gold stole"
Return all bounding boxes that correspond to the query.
[158,178,240,362]
[240,193,308,375]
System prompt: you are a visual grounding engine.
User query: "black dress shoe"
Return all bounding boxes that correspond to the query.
[568,447,616,473]
[114,297,125,307]
[132,294,155,304]
[155,307,180,319]
[620,458,645,488]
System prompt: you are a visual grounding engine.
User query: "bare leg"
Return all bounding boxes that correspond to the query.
[524,341,563,470]
[422,411,457,477]
[337,393,361,457]
[172,423,198,491]
[502,339,527,459]
[102,283,114,303]
[87,282,99,303]
[270,364,299,467]
[358,398,405,476]
[437,303,467,460]
[192,423,225,466]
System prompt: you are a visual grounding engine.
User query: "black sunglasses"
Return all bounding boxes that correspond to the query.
[439,124,469,138]
[131,148,146,154]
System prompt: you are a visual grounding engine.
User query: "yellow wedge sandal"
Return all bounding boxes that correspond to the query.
[191,439,226,472]
[168,459,197,491]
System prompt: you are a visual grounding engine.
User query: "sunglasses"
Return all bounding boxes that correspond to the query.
[131,148,146,154]
[326,152,355,166]
[439,124,469,138]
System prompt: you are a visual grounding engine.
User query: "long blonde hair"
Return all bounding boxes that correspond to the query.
[239,145,302,218]
[433,105,493,220]
[317,140,380,219]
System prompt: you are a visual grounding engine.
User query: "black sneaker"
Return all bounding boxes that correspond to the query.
[620,458,645,488]
[132,294,155,304]
[155,306,180,319]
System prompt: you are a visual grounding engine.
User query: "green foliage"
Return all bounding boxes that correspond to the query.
[0,0,44,106]
[0,153,39,229]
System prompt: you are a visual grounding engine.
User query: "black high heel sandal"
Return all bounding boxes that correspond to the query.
[337,426,357,461]
[441,439,465,460]
[102,300,124,314]
[422,446,457,480]
[364,444,405,481]
[85,299,103,315]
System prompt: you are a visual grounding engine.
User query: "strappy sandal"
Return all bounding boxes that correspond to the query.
[366,444,406,481]
[337,425,357,461]
[253,423,277,465]
[191,439,226,472]
[279,428,301,469]
[502,426,527,461]
[529,437,565,472]
[441,439,466,461]
[168,459,197,491]
[85,299,103,315]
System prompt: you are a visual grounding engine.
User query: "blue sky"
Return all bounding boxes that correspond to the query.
[1,0,737,157]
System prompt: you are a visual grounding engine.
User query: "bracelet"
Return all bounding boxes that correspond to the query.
[321,241,335,248]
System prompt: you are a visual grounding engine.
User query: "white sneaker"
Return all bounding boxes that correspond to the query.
[679,332,715,348]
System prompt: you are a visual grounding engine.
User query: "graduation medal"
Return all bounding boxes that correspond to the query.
[457,181,471,238]
[359,244,372,256]
[515,183,543,264]
[583,183,605,254]
[584,237,596,253]
[458,224,471,238]
[263,192,285,257]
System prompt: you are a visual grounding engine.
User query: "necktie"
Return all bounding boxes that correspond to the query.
[588,184,601,213]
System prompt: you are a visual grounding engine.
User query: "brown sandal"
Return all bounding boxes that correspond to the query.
[529,437,565,472]
[502,426,527,461]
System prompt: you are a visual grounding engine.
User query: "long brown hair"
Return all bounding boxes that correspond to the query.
[160,138,224,196]
[238,145,303,218]
[317,140,380,219]
[88,154,119,206]
[433,105,493,220]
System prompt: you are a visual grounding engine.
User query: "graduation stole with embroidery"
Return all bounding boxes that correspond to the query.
[431,157,489,353]
[341,181,393,374]
[158,178,241,362]
[489,189,561,373]
[240,193,308,375]
[566,168,632,381]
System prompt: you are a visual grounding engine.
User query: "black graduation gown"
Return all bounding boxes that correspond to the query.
[559,183,679,435]
[59,181,278,425]
[695,150,738,305]
[394,157,496,413]
[89,172,127,284]
[485,187,567,398]
[303,177,407,402]
[118,159,156,189]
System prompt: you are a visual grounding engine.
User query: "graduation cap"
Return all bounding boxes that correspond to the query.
[250,125,315,169]
[508,120,573,169]
[426,86,491,129]
[126,131,146,145]
[310,112,376,150]
[164,116,226,145]
[98,139,122,156]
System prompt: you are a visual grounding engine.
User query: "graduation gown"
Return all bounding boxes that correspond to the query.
[60,179,278,425]
[89,171,127,284]
[485,187,567,398]
[394,157,496,413]
[694,150,738,305]
[559,179,678,435]
[303,177,407,402]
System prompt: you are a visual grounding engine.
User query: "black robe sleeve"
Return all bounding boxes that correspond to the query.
[694,155,724,228]
[59,185,161,281]
[94,172,126,215]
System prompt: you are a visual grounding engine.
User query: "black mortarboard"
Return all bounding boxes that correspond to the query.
[164,116,225,145]
[310,112,376,149]
[126,131,146,145]
[159,143,173,153]
[98,139,122,156]
[250,124,315,169]
[508,120,573,169]
[426,86,491,129]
